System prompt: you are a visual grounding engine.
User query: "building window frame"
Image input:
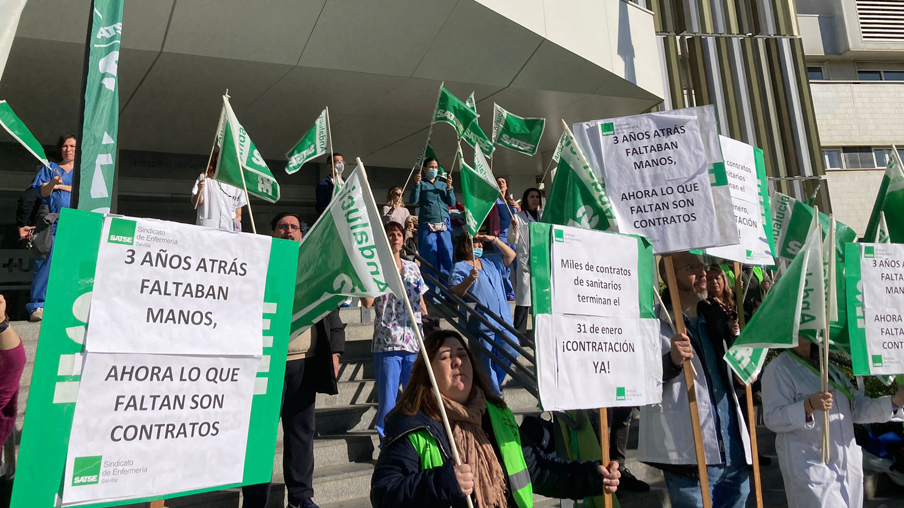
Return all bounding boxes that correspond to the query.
[856,68,904,81]
[823,149,842,169]
[807,65,826,81]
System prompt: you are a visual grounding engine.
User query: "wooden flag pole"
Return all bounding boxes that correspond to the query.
[599,408,613,508]
[195,91,230,211]
[821,214,836,464]
[662,254,712,508]
[403,81,444,193]
[150,500,165,508]
[734,262,763,508]
[326,105,338,193]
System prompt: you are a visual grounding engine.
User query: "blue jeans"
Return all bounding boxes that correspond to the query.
[475,330,519,397]
[417,221,453,295]
[27,238,54,314]
[373,351,417,439]
[663,460,750,508]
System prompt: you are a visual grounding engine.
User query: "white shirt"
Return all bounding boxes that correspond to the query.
[192,174,247,232]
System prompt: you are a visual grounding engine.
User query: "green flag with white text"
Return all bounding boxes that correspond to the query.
[865,148,904,243]
[457,144,501,237]
[0,100,50,168]
[541,128,616,231]
[462,92,494,157]
[291,161,405,333]
[414,139,447,177]
[492,103,545,156]
[286,108,330,174]
[729,213,823,352]
[77,0,123,213]
[433,86,478,138]
[214,95,280,203]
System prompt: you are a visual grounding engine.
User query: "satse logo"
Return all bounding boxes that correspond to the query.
[72,455,103,486]
[108,218,136,245]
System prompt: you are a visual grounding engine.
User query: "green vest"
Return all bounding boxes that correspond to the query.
[407,402,533,508]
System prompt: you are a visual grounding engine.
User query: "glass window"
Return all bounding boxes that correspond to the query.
[842,147,876,169]
[875,148,893,167]
[807,67,825,80]
[858,70,883,81]
[823,149,842,169]
[884,71,904,81]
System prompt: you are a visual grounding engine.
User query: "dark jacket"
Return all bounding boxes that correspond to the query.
[16,186,44,228]
[312,308,346,395]
[371,408,604,508]
[315,177,337,217]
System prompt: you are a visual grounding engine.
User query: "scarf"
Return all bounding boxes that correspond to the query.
[442,388,507,508]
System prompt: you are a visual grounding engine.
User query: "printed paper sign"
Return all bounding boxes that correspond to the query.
[552,314,661,409]
[86,216,271,356]
[61,353,259,505]
[551,226,640,318]
[706,136,775,265]
[597,113,721,253]
[848,243,904,375]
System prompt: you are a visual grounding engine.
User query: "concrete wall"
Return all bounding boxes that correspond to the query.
[825,169,884,236]
[811,82,904,146]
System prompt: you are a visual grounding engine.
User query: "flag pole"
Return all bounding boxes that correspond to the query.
[663,254,712,508]
[599,408,613,508]
[403,81,444,193]
[822,214,836,464]
[539,154,557,187]
[196,91,229,211]
[365,158,475,508]
[224,94,256,234]
[326,106,338,193]
[734,262,763,508]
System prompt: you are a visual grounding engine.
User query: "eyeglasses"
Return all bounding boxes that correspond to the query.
[277,223,300,231]
[393,192,402,197]
[676,263,706,273]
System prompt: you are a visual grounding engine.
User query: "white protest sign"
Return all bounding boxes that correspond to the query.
[61,353,258,506]
[705,136,775,265]
[86,216,271,356]
[552,314,661,409]
[551,227,639,318]
[596,113,721,253]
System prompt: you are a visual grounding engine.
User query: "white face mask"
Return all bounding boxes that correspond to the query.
[333,161,345,174]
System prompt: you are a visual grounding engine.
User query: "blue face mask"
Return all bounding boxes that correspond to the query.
[426,168,439,180]
[472,248,483,258]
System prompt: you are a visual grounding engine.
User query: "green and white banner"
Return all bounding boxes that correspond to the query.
[462,92,494,157]
[85,216,272,356]
[491,103,546,156]
[215,95,280,203]
[457,143,501,237]
[11,209,298,508]
[864,148,904,243]
[530,223,660,410]
[551,131,567,165]
[541,128,616,232]
[285,108,330,174]
[577,106,737,254]
[0,100,50,168]
[770,192,857,348]
[77,0,123,214]
[847,243,904,376]
[729,213,822,352]
[414,139,447,177]
[0,0,27,82]
[705,135,775,266]
[433,86,478,138]
[724,347,769,386]
[291,160,405,333]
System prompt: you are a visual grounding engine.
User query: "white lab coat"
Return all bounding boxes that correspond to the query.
[508,210,539,307]
[762,352,902,508]
[637,308,753,466]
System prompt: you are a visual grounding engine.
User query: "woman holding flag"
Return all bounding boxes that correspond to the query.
[762,337,904,507]
[370,330,620,508]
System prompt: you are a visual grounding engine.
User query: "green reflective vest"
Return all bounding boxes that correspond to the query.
[407,402,533,508]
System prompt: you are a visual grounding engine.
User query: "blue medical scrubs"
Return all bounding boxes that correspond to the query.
[28,163,72,314]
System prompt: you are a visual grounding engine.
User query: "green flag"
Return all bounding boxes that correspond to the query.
[551,131,567,165]
[541,128,616,231]
[458,144,501,237]
[433,86,478,138]
[214,95,280,203]
[729,213,823,360]
[291,160,405,333]
[876,212,890,243]
[461,92,494,157]
[77,0,123,213]
[864,148,904,243]
[414,139,447,177]
[0,100,50,168]
[286,108,330,174]
[491,103,546,156]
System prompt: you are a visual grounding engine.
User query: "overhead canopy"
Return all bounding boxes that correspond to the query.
[0,0,664,177]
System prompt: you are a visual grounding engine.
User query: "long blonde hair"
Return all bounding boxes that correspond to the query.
[386,186,405,208]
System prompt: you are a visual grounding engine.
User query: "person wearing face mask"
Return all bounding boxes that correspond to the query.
[448,233,517,397]
[638,252,752,508]
[410,158,456,294]
[26,134,77,322]
[370,330,621,508]
[315,153,345,217]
